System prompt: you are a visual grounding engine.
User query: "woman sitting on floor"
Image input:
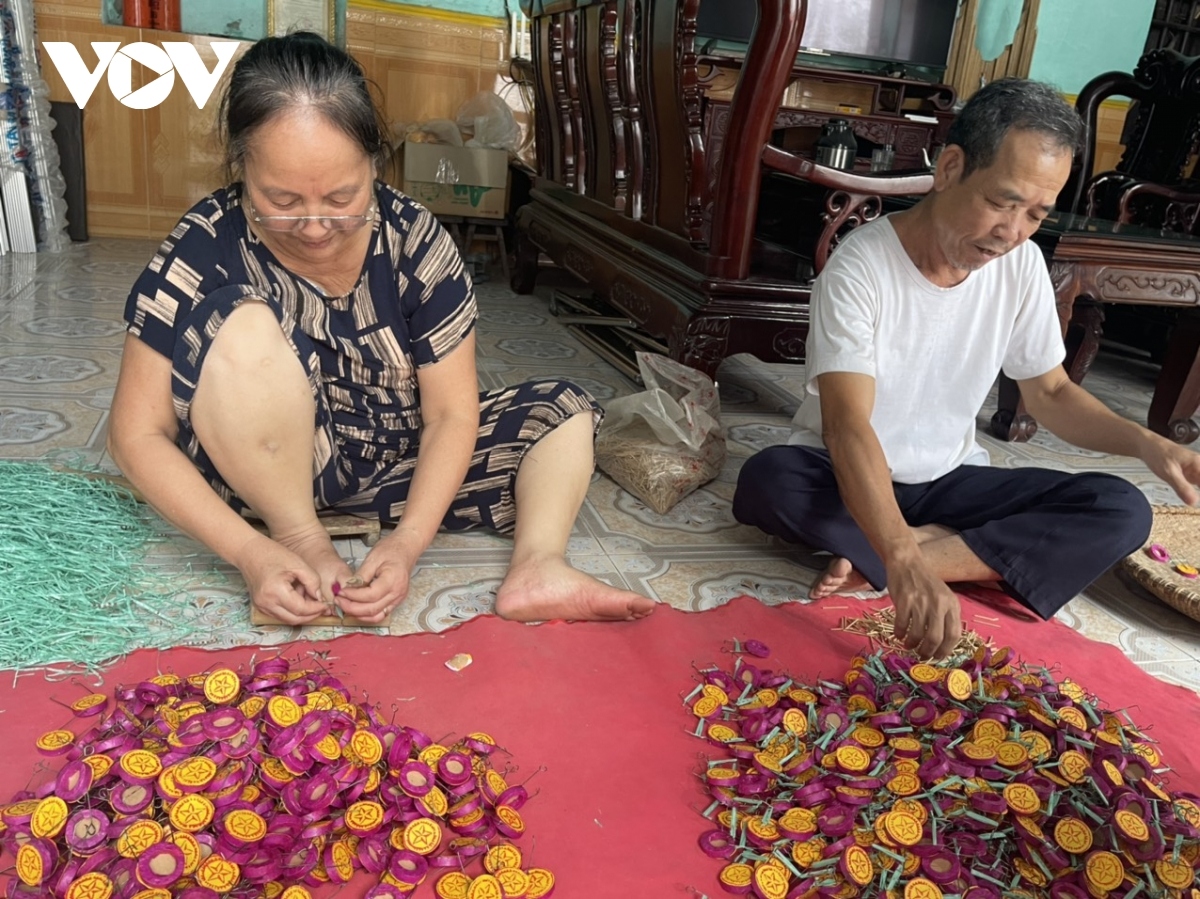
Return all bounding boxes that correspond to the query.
[108,31,654,626]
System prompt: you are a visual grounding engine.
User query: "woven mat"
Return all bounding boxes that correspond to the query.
[1122,504,1200,624]
[2,597,1198,897]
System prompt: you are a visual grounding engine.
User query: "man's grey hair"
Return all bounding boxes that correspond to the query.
[946,78,1084,177]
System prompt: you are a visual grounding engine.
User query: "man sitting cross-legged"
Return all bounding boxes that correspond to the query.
[733,79,1200,659]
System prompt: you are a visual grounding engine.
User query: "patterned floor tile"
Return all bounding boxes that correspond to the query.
[0,398,106,455]
[2,239,1199,691]
[582,477,767,550]
[627,557,817,610]
[0,349,122,392]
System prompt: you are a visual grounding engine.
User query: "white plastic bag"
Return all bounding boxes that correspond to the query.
[455,91,520,151]
[595,354,726,514]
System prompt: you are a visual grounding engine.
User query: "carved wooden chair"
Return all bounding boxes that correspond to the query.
[1062,49,1200,222]
[513,0,934,377]
[1112,181,1200,444]
[1001,48,1200,445]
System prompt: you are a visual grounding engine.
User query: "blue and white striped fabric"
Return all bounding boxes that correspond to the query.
[124,181,599,530]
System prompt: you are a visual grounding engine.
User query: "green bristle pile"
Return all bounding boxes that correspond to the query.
[0,461,223,675]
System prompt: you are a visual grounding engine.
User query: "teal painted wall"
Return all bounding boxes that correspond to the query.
[1027,0,1154,95]
[378,0,508,18]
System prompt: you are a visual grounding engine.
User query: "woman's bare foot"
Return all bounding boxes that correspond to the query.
[495,556,656,622]
[810,557,870,599]
[275,523,354,604]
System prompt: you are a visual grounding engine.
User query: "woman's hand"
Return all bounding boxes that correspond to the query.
[336,529,423,623]
[236,534,329,624]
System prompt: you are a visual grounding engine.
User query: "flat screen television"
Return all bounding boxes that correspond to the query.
[695,0,960,70]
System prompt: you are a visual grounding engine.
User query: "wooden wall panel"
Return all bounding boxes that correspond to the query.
[33,0,510,239]
[1091,98,1132,177]
[945,4,1130,192]
[945,0,1041,102]
[144,37,237,237]
[35,4,157,236]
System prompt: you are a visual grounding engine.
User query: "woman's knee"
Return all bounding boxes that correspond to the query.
[491,379,600,439]
[192,301,314,432]
[202,301,292,378]
[1104,477,1153,549]
[533,380,598,418]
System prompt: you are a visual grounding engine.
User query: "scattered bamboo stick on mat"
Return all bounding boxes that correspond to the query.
[838,606,992,661]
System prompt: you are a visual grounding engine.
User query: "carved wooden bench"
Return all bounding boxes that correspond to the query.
[513,0,934,377]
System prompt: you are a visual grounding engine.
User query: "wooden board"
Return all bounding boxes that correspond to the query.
[312,513,382,545]
[249,606,395,628]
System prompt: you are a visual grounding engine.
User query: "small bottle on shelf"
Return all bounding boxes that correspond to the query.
[123,0,151,27]
[815,119,859,171]
[149,0,182,32]
[870,143,895,172]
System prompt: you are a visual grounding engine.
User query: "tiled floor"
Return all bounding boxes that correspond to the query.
[3,239,1200,690]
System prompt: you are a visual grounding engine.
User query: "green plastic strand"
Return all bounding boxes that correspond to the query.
[0,461,228,674]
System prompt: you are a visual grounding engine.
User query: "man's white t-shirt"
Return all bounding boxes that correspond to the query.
[789,215,1065,484]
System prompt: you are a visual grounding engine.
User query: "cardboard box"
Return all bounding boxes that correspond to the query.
[400,141,510,220]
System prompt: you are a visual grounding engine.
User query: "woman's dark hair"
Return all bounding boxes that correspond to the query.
[217,31,391,179]
[947,78,1084,178]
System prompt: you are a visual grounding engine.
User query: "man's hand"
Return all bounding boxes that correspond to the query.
[1139,433,1200,506]
[237,535,328,625]
[1021,370,1200,504]
[336,530,422,624]
[887,556,963,660]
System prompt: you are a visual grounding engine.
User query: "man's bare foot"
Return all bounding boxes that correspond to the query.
[495,556,656,622]
[810,557,870,599]
[807,526,954,601]
[275,523,354,604]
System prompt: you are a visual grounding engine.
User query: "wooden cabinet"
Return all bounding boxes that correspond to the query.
[104,0,346,45]
[701,62,955,175]
[36,0,509,238]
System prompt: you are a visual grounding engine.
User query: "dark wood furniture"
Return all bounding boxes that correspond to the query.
[1145,0,1200,58]
[701,60,955,172]
[992,213,1200,445]
[1062,49,1200,225]
[1070,53,1200,371]
[992,49,1200,446]
[513,0,938,377]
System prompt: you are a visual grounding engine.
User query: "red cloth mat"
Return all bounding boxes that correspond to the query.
[1,595,1197,897]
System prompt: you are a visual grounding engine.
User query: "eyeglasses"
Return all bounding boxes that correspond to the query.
[246,197,376,233]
